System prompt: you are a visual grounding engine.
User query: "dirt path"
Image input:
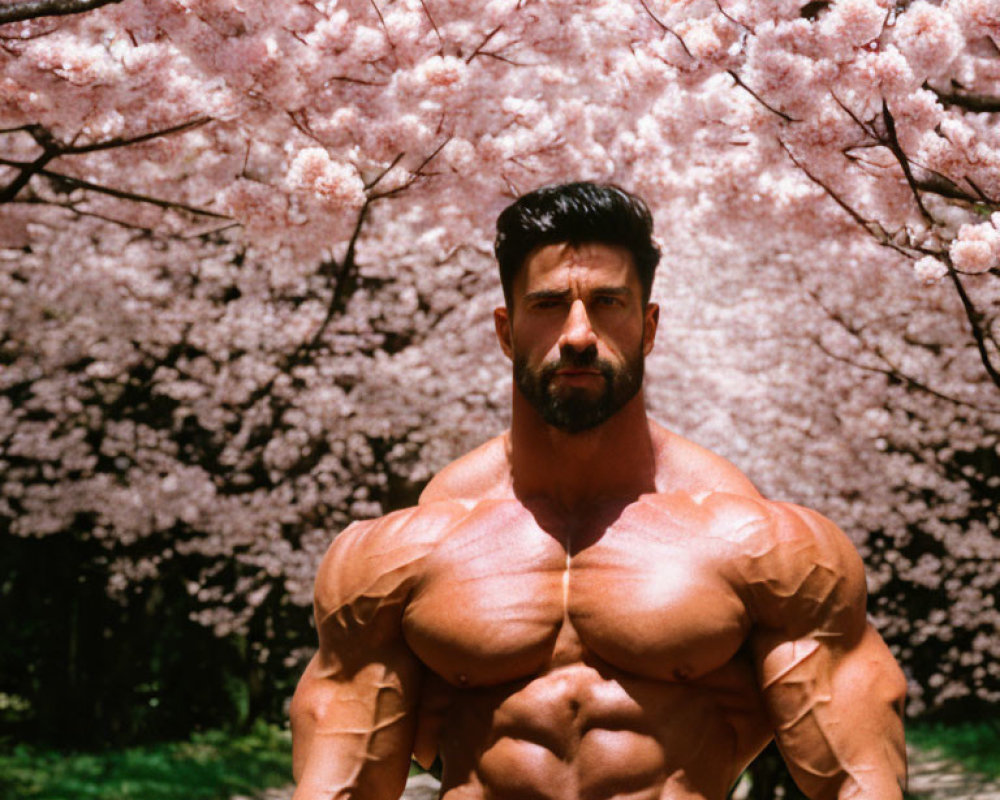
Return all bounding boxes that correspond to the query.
[237,772,440,800]
[907,745,1000,799]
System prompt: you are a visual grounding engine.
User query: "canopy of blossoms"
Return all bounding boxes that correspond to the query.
[1,0,997,717]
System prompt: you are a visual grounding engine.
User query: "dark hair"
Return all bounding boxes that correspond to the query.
[494,181,660,307]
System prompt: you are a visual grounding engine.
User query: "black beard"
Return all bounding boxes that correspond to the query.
[514,345,644,434]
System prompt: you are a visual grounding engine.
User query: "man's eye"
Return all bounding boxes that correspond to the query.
[595,296,621,306]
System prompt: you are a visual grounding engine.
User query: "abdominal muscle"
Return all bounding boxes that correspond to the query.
[431,651,768,800]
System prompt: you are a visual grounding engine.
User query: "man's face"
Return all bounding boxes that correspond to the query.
[494,242,658,433]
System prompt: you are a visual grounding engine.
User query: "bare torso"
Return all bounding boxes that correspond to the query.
[407,499,775,800]
[292,422,906,800]
[400,424,774,800]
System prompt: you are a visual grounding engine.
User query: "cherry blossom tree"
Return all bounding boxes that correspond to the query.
[1,0,997,742]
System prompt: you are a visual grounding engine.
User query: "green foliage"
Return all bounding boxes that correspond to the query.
[907,718,1000,779]
[0,530,310,747]
[0,721,291,800]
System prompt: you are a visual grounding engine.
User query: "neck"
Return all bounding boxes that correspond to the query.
[506,387,657,512]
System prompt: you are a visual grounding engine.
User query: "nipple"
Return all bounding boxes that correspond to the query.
[457,673,469,686]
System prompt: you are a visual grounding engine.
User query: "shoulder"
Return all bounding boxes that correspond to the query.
[732,498,867,638]
[314,501,469,624]
[418,433,513,506]
[640,489,866,637]
[648,420,762,498]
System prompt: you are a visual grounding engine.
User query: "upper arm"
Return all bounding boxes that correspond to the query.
[290,514,425,800]
[748,504,907,800]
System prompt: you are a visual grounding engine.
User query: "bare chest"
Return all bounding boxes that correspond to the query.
[401,500,751,687]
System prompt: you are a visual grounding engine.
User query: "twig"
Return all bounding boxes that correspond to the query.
[57,117,212,156]
[796,273,999,409]
[368,0,394,50]
[36,167,229,218]
[728,70,795,121]
[0,0,123,25]
[943,260,1000,391]
[779,139,910,257]
[636,0,693,59]
[465,24,502,64]
[363,152,405,191]
[880,100,933,225]
[418,0,442,47]
[368,139,448,200]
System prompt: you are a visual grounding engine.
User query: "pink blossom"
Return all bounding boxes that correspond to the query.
[950,222,1000,273]
[913,256,949,285]
[1,0,997,714]
[818,0,887,49]
[286,148,366,210]
[416,55,468,88]
[218,179,288,237]
[893,2,964,80]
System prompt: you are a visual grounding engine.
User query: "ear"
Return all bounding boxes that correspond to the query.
[642,303,659,356]
[494,306,514,360]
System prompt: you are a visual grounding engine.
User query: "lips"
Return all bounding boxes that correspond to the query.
[554,368,601,377]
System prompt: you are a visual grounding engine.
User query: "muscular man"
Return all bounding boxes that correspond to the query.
[290,183,907,800]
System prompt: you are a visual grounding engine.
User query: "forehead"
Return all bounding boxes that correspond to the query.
[515,242,639,294]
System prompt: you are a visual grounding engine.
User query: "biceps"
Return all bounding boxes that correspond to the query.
[291,651,421,800]
[756,626,907,798]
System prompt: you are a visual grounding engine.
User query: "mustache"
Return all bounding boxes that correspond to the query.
[552,346,600,370]
[541,350,616,378]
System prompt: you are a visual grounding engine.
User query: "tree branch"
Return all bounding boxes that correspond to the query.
[0,0,124,25]
[8,196,156,234]
[944,261,1000,391]
[0,150,55,203]
[715,0,753,34]
[727,70,795,121]
[34,167,228,218]
[368,139,448,200]
[880,101,933,225]
[304,200,371,353]
[797,276,999,410]
[926,83,1000,113]
[0,118,212,207]
[915,170,987,206]
[465,24,503,64]
[418,0,442,47]
[58,117,212,156]
[779,139,912,258]
[783,139,1000,391]
[368,0,394,50]
[636,0,693,59]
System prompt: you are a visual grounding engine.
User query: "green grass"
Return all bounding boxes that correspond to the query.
[4,717,997,799]
[0,721,293,800]
[908,718,1000,779]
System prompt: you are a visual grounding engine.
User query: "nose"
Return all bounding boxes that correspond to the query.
[558,299,598,356]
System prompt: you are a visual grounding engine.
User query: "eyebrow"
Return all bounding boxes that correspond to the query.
[523,286,632,302]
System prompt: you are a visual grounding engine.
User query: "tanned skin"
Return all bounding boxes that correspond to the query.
[290,243,907,800]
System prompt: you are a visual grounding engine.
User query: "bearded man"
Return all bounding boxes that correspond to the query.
[290,182,907,800]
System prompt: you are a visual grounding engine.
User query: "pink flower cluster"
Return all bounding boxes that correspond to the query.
[1,0,997,712]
